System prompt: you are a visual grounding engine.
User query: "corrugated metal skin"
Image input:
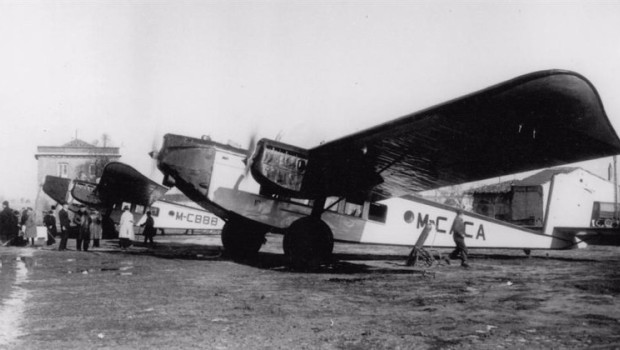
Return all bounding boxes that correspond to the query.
[307,70,620,200]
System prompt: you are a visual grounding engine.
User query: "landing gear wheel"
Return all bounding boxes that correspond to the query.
[221,220,266,260]
[283,217,334,271]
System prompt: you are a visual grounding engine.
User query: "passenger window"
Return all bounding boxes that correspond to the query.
[345,202,363,218]
[369,203,388,223]
[150,207,160,217]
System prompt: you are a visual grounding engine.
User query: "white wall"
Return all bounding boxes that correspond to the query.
[544,169,616,233]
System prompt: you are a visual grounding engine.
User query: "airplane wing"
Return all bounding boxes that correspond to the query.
[42,176,89,212]
[306,70,620,200]
[94,162,168,207]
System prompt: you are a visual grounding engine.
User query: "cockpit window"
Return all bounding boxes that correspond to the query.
[324,197,340,212]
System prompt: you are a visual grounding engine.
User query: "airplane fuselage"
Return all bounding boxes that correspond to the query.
[213,187,574,249]
[156,134,574,250]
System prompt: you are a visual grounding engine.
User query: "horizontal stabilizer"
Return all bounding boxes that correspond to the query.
[42,176,71,204]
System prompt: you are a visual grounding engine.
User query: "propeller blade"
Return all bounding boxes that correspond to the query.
[243,131,258,176]
[148,133,162,177]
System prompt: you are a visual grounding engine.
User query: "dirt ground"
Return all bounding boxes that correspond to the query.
[1,233,620,350]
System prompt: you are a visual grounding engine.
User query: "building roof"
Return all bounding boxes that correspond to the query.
[466,180,517,194]
[468,167,580,194]
[517,167,579,186]
[35,138,121,159]
[61,139,96,148]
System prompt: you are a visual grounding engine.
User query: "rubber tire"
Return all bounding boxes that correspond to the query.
[221,221,266,260]
[283,217,334,271]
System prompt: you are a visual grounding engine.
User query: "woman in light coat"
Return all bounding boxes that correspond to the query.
[118,206,134,248]
[24,208,37,246]
[90,210,103,248]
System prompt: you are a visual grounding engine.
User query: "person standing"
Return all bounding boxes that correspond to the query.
[449,209,469,268]
[101,210,116,239]
[24,208,37,246]
[0,201,18,245]
[90,210,102,248]
[140,211,156,247]
[12,210,25,246]
[43,210,57,246]
[73,208,83,250]
[58,204,71,251]
[20,207,27,228]
[118,206,134,249]
[79,209,92,251]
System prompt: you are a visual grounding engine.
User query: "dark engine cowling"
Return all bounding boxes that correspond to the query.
[250,139,309,197]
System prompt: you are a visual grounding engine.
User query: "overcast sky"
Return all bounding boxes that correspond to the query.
[1,1,620,200]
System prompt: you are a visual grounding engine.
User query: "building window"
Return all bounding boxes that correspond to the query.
[89,164,96,177]
[58,163,69,178]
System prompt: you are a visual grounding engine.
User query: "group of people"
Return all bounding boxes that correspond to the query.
[0,201,157,251]
[0,201,39,246]
[5,200,467,265]
[57,205,156,251]
[54,204,103,252]
[118,206,156,248]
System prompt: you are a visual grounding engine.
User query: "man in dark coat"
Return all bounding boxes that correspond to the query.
[0,201,18,245]
[58,204,71,251]
[79,209,92,252]
[43,210,57,246]
[449,209,470,268]
[140,211,156,247]
[74,208,84,251]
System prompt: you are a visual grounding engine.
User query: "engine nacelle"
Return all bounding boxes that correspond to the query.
[250,139,309,197]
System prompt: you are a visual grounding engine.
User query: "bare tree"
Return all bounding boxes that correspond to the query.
[73,156,112,183]
[102,133,110,147]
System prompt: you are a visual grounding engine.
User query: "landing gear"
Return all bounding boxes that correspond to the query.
[283,217,334,270]
[221,220,266,260]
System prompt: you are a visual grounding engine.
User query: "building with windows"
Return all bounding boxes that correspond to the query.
[34,139,121,215]
[35,138,121,185]
[467,167,619,228]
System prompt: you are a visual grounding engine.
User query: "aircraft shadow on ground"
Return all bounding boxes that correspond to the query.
[111,241,431,275]
[106,240,602,274]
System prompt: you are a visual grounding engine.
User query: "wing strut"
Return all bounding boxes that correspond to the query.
[311,197,326,217]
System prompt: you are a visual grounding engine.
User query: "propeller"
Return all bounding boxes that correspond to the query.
[243,130,258,177]
[148,131,163,179]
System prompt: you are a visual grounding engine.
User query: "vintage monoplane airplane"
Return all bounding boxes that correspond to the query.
[153,70,620,268]
[42,162,223,235]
